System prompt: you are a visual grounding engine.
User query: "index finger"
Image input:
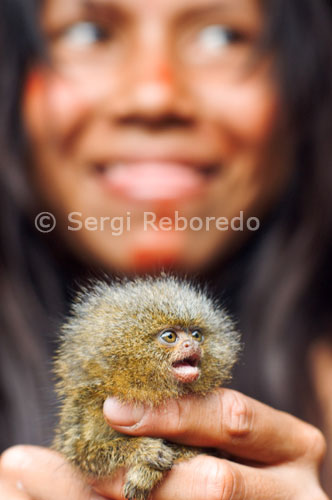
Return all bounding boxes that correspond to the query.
[104,389,326,465]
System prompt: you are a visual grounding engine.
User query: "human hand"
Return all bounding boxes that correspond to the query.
[1,389,327,500]
[99,389,329,500]
[0,445,110,500]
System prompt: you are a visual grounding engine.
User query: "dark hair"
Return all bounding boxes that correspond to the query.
[0,0,67,449]
[0,0,332,451]
[229,0,332,413]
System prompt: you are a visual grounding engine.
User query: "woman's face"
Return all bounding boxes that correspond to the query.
[24,0,289,273]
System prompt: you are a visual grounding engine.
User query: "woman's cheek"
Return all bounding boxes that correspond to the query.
[193,67,279,145]
[23,67,94,142]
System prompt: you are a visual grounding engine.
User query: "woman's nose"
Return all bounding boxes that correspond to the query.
[130,58,176,118]
[111,29,195,126]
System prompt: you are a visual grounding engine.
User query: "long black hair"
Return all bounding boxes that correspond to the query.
[229,0,332,412]
[0,0,332,452]
[0,0,70,449]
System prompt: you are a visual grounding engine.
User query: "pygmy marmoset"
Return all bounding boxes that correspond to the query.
[53,275,241,500]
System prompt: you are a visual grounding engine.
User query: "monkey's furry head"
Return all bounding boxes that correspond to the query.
[55,276,241,406]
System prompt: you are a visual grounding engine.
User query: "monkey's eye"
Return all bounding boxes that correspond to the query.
[191,330,204,343]
[159,330,178,344]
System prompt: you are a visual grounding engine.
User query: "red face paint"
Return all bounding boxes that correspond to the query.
[24,67,47,107]
[130,229,186,272]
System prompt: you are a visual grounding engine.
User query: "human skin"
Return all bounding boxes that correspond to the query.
[0,389,328,499]
[24,0,290,273]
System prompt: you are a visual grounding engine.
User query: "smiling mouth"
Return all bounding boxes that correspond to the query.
[171,355,201,383]
[93,160,220,203]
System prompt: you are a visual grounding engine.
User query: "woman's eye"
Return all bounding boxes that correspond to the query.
[197,25,241,52]
[160,330,178,344]
[60,21,109,48]
[191,330,204,343]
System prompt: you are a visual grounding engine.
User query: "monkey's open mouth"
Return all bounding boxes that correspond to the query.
[171,356,200,384]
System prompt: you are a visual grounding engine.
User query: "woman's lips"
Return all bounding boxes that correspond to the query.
[95,161,217,203]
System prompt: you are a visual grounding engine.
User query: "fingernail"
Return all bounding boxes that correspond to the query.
[104,398,145,427]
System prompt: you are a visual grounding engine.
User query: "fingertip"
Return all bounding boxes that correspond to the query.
[103,398,145,429]
[0,445,33,471]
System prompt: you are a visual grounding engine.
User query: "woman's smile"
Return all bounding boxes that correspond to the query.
[93,160,213,203]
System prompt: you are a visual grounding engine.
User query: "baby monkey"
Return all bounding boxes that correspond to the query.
[53,275,240,500]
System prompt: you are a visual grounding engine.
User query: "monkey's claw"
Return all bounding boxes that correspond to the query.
[145,442,174,471]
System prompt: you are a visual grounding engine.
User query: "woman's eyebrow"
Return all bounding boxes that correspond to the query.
[176,1,260,27]
[176,2,235,21]
[82,0,128,21]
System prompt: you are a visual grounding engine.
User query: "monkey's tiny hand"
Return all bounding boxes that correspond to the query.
[138,438,175,471]
[125,438,175,500]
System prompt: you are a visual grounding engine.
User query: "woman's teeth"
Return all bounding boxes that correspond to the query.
[95,161,217,202]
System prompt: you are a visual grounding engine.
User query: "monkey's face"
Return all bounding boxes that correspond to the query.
[157,327,204,384]
[94,307,238,405]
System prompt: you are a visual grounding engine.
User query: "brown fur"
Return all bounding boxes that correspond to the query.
[53,276,240,500]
